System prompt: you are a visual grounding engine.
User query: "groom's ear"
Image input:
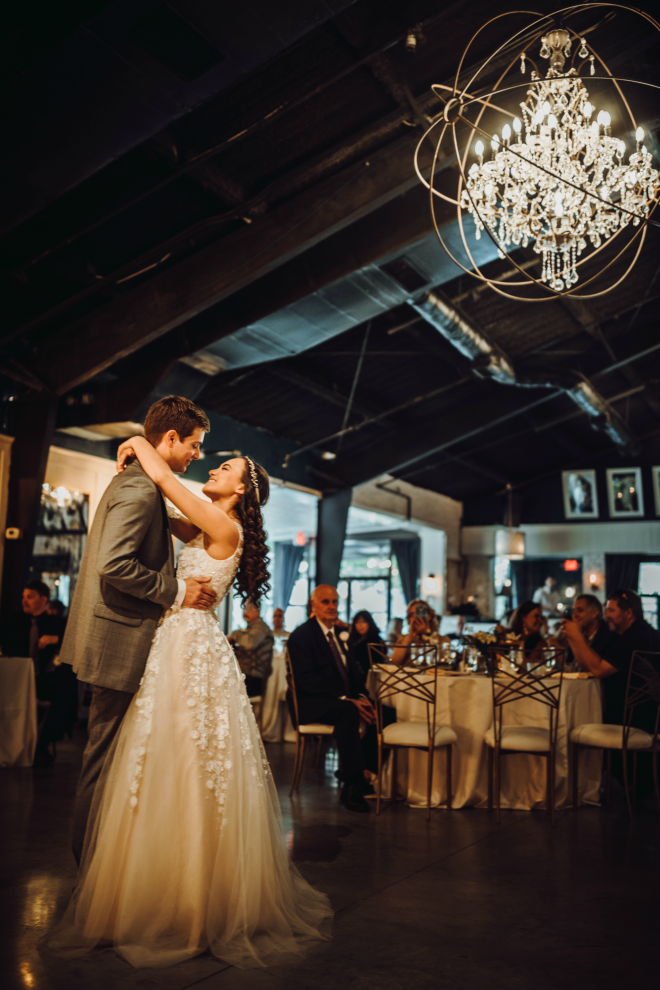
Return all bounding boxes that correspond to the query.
[163,429,179,447]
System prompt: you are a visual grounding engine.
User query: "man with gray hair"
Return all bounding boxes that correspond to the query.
[564,593,611,666]
[287,584,375,813]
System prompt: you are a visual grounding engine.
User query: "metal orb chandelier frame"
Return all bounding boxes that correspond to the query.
[414,4,660,302]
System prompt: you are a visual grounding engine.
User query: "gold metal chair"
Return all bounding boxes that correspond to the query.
[571,650,660,818]
[484,646,565,825]
[285,649,334,797]
[368,644,457,820]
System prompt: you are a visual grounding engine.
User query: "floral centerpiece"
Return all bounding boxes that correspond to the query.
[463,631,497,657]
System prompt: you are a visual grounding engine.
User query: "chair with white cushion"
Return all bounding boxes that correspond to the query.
[571,650,660,818]
[285,650,334,797]
[485,646,565,825]
[368,645,457,820]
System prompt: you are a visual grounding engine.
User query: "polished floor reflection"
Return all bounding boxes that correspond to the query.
[0,730,656,990]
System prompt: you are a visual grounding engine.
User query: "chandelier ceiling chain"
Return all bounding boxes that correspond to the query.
[415,5,660,302]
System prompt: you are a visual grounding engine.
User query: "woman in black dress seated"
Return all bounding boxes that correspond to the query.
[348,610,386,676]
[509,601,548,661]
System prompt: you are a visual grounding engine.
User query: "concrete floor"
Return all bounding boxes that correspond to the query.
[0,730,657,990]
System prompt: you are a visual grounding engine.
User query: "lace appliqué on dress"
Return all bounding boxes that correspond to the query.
[126,522,269,814]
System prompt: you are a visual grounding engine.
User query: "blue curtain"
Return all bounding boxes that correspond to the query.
[391,539,420,604]
[273,542,305,610]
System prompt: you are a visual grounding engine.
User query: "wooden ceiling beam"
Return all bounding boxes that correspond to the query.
[28,133,437,395]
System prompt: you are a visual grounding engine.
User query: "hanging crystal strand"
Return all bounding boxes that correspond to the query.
[589,55,595,76]
[520,52,526,74]
[578,38,589,59]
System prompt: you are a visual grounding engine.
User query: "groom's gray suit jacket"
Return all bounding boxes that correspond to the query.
[59,461,179,693]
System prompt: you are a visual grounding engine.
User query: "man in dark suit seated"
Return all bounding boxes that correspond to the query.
[287,584,375,813]
[564,594,611,666]
[0,580,72,767]
[563,588,660,798]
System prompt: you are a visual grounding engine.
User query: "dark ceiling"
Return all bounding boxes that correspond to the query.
[2,0,660,507]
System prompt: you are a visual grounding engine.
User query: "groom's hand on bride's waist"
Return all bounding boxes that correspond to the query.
[182,576,217,610]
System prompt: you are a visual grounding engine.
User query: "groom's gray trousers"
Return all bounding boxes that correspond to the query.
[58,461,179,865]
[72,686,133,864]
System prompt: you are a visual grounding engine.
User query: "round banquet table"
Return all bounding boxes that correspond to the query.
[371,668,603,810]
[0,656,37,768]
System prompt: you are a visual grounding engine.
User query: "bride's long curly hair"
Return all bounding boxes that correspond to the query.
[233,457,271,606]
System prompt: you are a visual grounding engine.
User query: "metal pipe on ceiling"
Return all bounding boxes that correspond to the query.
[411,290,639,453]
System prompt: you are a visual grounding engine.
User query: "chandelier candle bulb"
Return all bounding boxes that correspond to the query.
[513,117,522,135]
[502,123,511,144]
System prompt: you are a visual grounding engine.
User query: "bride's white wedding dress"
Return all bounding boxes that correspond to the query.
[44,524,332,969]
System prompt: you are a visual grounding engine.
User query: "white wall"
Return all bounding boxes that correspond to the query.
[44,445,209,526]
[352,474,462,560]
[462,521,660,557]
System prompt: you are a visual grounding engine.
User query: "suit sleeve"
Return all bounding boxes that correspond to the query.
[288,626,333,698]
[96,477,179,608]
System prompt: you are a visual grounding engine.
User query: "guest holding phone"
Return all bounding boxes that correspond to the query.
[391,599,448,666]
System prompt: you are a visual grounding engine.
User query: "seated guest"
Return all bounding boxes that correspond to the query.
[563,589,660,728]
[0,581,73,766]
[230,601,274,698]
[271,607,289,643]
[348,610,385,677]
[509,601,547,661]
[563,594,611,664]
[391,599,447,666]
[287,584,375,813]
[563,589,660,797]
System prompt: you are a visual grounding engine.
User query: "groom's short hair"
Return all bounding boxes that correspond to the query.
[144,395,210,446]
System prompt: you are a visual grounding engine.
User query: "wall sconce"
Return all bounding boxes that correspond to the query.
[422,573,441,595]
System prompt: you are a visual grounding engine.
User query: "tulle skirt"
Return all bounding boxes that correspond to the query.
[42,609,332,969]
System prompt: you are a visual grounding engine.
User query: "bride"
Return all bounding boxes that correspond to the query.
[42,439,332,969]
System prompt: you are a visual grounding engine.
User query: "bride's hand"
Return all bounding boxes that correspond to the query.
[117,439,137,473]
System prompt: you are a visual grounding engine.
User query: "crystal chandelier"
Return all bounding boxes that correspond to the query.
[460,29,657,291]
[415,5,660,301]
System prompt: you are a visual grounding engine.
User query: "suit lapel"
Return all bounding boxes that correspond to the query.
[311,617,339,667]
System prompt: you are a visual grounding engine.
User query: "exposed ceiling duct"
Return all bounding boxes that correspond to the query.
[410,292,516,385]
[412,290,640,453]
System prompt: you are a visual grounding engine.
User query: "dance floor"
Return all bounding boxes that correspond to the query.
[0,730,655,990]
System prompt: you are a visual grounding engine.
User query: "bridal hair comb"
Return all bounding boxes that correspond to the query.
[245,457,260,503]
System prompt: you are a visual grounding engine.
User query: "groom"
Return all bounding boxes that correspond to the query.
[60,396,216,863]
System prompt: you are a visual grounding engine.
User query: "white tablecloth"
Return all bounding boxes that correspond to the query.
[261,649,296,743]
[0,656,37,768]
[372,669,602,810]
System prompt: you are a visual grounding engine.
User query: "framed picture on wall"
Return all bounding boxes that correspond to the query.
[562,470,599,519]
[652,466,660,516]
[606,467,644,518]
